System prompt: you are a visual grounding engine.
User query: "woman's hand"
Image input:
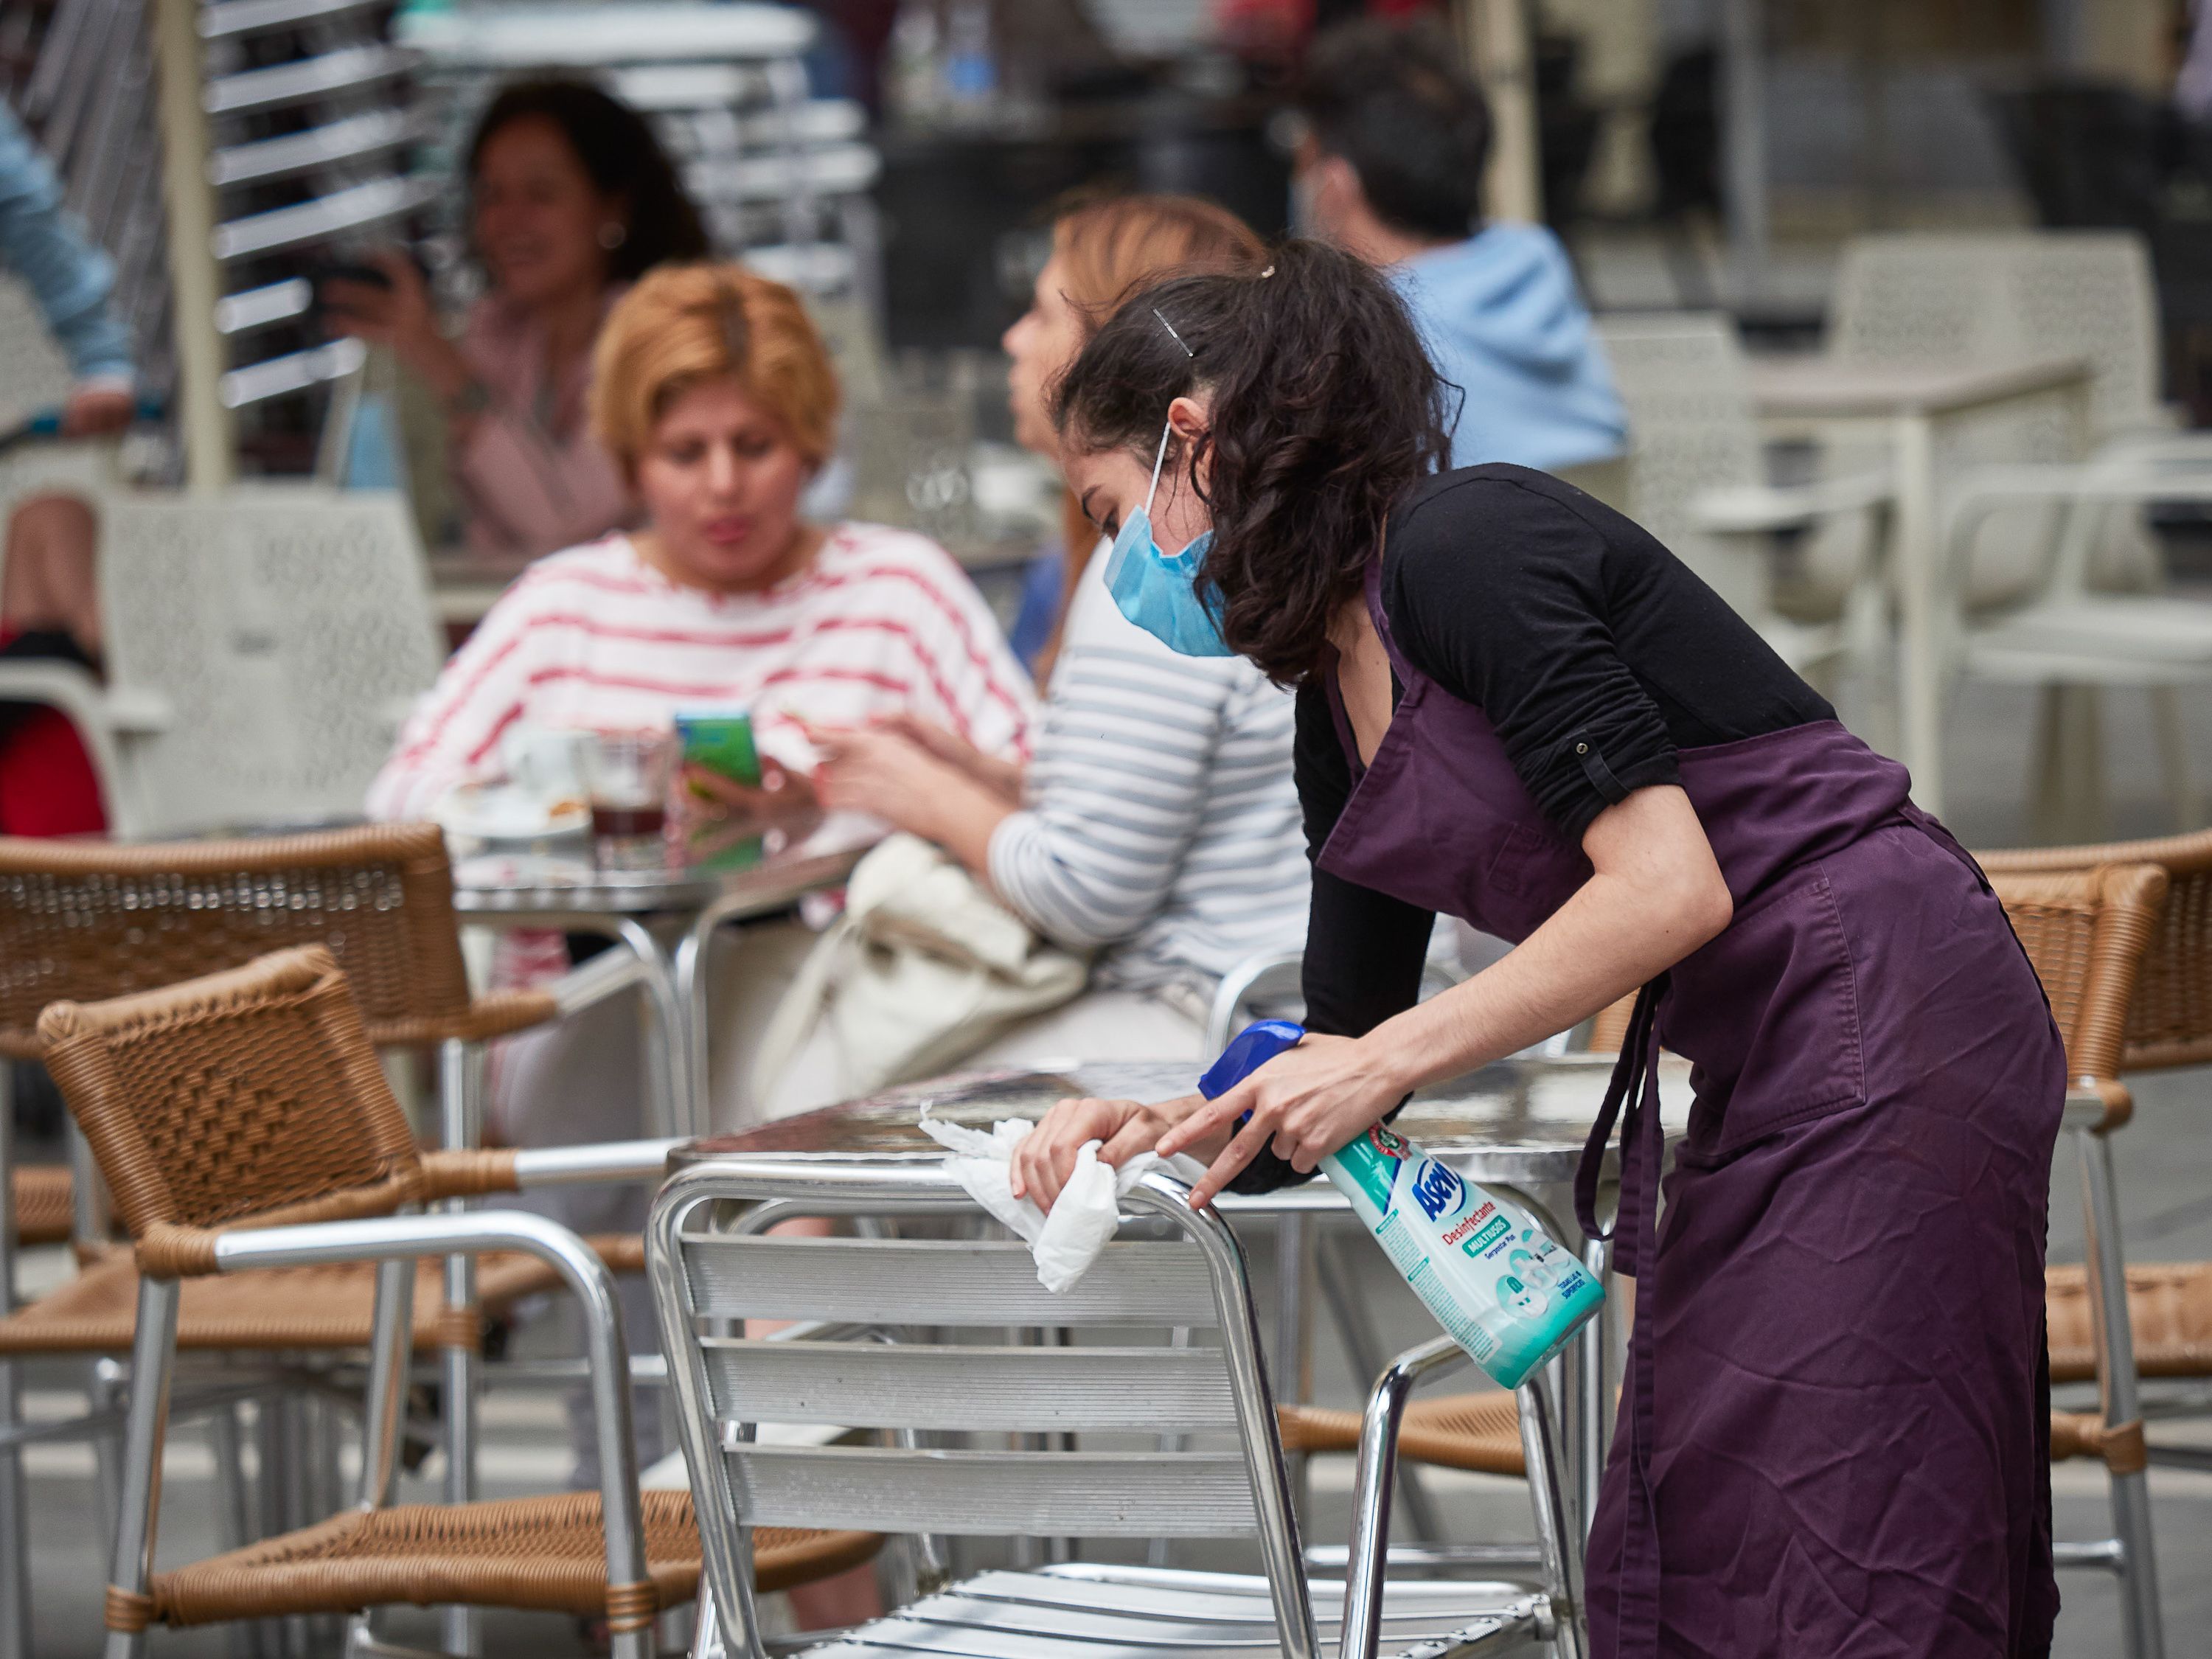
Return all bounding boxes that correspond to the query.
[869,712,1023,803]
[1158,1032,1406,1208]
[674,757,817,833]
[321,250,473,407]
[809,724,959,825]
[1008,1093,1206,1210]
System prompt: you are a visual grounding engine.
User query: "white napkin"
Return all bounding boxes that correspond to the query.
[918,1109,1206,1293]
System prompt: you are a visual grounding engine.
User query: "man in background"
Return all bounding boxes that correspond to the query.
[1292,18,1626,476]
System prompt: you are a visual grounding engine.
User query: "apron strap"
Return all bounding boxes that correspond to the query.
[1575,974,1670,1659]
[1574,975,1663,1251]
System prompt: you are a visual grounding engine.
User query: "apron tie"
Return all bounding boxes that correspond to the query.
[1574,973,1669,1659]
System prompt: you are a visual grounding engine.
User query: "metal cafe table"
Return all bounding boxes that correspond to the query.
[669,1052,1692,1548]
[451,813,877,1136]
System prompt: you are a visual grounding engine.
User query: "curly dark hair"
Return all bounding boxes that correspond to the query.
[466,78,710,282]
[1051,237,1450,684]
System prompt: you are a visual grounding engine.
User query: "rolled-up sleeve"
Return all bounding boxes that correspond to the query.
[1387,479,1678,840]
[0,105,132,383]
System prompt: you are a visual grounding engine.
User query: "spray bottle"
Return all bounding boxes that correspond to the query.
[1201,1020,1604,1390]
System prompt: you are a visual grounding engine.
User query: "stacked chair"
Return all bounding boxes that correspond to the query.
[0,823,676,1656]
[649,1152,1585,1659]
[35,945,876,1656]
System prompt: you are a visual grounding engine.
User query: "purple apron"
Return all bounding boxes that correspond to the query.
[1318,563,2064,1658]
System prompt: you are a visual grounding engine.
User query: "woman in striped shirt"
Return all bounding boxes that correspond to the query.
[803,195,1311,1079]
[367,262,1032,823]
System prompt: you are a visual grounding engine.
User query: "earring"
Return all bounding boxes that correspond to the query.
[598,222,627,250]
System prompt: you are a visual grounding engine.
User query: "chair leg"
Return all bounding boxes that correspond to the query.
[102,1276,181,1659]
[2079,1127,2165,1659]
[1514,1375,1586,1659]
[2149,687,2198,832]
[0,1059,27,1659]
[437,1038,482,1658]
[1317,1230,1443,1543]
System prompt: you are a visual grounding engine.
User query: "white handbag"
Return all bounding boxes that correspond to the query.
[750,832,1089,1107]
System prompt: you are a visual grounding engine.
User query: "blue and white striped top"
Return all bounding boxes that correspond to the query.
[987,545,1311,998]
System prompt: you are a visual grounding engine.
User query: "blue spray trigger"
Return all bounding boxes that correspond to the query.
[1199,1019,1306,1102]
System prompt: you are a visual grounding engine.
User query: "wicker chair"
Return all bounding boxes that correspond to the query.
[1978,863,2170,1659]
[40,946,877,1658]
[0,823,673,1657]
[1986,832,2212,1466]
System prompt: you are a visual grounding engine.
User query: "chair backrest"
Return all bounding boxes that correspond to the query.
[1980,833,2212,1071]
[1986,862,2168,1103]
[99,487,442,836]
[0,821,476,1057]
[1592,313,1777,625]
[37,946,429,1270]
[1829,231,2162,439]
[649,1159,1312,1659]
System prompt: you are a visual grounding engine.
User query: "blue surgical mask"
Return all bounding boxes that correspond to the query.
[1102,421,1233,658]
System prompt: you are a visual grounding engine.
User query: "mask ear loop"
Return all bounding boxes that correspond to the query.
[1142,420,1172,517]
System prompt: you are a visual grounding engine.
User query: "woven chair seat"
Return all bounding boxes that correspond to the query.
[0,1238,636,1355]
[12,1164,72,1247]
[140,1489,880,1627]
[2048,1261,2212,1384]
[1276,1391,1526,1478]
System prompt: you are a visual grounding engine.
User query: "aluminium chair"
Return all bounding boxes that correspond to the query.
[0,823,678,1656]
[650,1155,1585,1659]
[39,945,879,1658]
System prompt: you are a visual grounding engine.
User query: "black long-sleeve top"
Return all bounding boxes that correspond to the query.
[1230,464,1831,1194]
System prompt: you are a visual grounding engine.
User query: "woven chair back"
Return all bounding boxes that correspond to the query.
[0,822,473,1060]
[1980,833,2212,1070]
[37,947,425,1266]
[1987,863,2168,1097]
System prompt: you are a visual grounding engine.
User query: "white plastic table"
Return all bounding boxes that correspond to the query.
[1747,353,2094,814]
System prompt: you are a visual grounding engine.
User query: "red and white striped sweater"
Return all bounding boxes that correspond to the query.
[367,524,1034,821]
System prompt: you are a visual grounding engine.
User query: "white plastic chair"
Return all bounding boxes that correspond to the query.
[1828,231,2179,606]
[1940,451,2212,834]
[0,485,441,836]
[650,1157,1585,1659]
[1596,313,1890,692]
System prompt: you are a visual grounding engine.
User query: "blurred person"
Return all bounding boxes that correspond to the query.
[366,267,1032,1579]
[369,259,1030,832]
[789,193,1310,1103]
[324,78,709,556]
[1291,16,1625,475]
[0,99,138,835]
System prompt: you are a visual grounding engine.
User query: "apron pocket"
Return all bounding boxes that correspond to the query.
[1667,863,1868,1161]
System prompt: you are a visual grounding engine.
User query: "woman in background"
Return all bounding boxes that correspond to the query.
[326,77,708,555]
[368,267,1032,1572]
[788,193,1308,1107]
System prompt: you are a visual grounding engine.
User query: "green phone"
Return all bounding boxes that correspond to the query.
[675,706,762,788]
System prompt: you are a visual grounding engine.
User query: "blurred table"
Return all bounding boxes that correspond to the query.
[453,812,875,1135]
[1747,353,2093,814]
[674,1051,1692,1545]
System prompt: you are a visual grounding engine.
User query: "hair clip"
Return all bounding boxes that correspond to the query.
[1260,265,1276,278]
[1153,308,1196,358]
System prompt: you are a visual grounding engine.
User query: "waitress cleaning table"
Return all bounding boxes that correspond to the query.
[1009,242,2066,1659]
